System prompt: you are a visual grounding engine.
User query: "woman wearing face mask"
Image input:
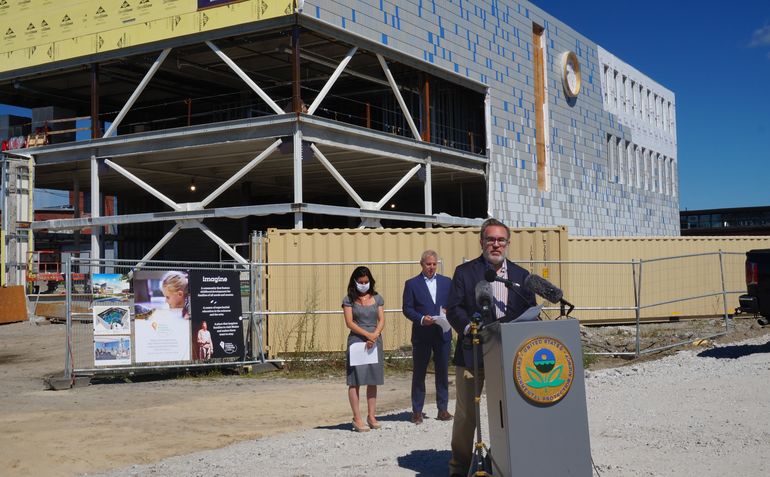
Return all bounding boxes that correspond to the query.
[343,266,385,432]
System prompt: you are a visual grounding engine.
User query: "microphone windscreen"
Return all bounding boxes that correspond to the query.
[484,269,497,283]
[524,274,563,303]
[474,280,493,307]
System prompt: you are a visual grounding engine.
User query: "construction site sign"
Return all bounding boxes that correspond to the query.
[0,0,294,74]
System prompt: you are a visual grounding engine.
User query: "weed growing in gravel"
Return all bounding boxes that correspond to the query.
[582,349,598,369]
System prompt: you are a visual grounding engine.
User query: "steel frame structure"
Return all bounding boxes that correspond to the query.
[6,19,488,271]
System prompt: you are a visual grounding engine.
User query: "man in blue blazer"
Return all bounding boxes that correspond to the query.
[446,218,537,477]
[402,250,453,424]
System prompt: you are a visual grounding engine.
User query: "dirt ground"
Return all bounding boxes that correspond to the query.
[0,320,418,477]
[1,315,769,477]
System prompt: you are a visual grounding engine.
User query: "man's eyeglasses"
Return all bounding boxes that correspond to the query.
[483,237,509,246]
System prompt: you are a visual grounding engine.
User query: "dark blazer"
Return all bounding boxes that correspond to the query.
[446,255,536,368]
[402,273,452,343]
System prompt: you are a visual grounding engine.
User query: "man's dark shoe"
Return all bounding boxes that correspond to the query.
[437,410,453,421]
[410,411,424,424]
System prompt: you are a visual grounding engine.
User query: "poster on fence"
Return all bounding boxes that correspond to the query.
[188,270,244,360]
[92,273,131,303]
[94,336,132,367]
[133,270,191,363]
[93,306,131,335]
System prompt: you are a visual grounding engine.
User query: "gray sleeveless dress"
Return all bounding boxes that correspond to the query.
[343,294,385,386]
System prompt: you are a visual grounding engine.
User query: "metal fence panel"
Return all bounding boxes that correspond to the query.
[263,261,423,356]
[60,230,767,366]
[262,227,568,356]
[65,257,261,379]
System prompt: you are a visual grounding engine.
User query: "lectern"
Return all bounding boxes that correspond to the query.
[482,319,592,476]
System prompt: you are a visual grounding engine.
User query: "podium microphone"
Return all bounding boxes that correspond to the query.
[475,280,494,308]
[523,274,562,303]
[484,268,518,288]
[523,274,575,317]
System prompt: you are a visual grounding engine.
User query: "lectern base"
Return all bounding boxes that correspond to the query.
[483,319,592,477]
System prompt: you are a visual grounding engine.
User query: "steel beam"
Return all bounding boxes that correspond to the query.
[31,201,480,231]
[377,54,422,141]
[198,222,248,264]
[310,143,366,208]
[206,40,284,115]
[135,223,181,268]
[32,204,297,231]
[375,164,422,210]
[91,155,100,261]
[199,139,282,208]
[293,122,303,228]
[103,48,171,138]
[307,46,358,115]
[104,159,180,211]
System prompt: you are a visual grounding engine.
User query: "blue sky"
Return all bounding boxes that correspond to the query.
[2,1,769,211]
[534,0,770,211]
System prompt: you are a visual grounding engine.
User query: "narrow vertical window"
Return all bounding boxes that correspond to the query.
[635,146,642,188]
[615,138,626,184]
[626,141,634,186]
[643,149,650,191]
[607,134,615,182]
[668,102,674,135]
[603,65,610,103]
[671,159,679,197]
[658,154,665,193]
[623,76,629,113]
[532,23,549,191]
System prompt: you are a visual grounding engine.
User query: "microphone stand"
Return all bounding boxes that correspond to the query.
[469,307,492,477]
[558,298,575,319]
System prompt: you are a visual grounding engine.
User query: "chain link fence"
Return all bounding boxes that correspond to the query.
[63,250,747,376]
[516,251,744,357]
[64,256,264,379]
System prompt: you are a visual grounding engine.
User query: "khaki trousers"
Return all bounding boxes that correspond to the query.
[448,366,485,476]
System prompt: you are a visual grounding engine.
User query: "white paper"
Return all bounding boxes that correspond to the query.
[510,303,544,323]
[349,341,379,366]
[432,315,452,333]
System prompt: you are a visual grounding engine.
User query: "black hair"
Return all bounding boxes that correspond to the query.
[346,266,377,302]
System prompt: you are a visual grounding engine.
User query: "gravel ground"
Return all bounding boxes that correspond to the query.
[92,334,770,477]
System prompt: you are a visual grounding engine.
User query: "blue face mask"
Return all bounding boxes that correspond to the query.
[356,282,370,293]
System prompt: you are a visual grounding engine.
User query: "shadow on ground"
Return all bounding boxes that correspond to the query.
[698,340,770,359]
[397,449,451,476]
[379,411,413,422]
[314,422,352,431]
[314,411,419,431]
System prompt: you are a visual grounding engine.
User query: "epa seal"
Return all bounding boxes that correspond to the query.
[513,336,574,405]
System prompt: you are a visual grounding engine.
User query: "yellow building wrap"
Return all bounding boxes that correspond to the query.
[0,0,294,74]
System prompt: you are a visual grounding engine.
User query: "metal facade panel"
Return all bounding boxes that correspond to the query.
[300,0,680,236]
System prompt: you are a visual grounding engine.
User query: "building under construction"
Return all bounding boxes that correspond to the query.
[0,0,679,283]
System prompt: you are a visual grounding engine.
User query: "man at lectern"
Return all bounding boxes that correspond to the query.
[446,218,536,477]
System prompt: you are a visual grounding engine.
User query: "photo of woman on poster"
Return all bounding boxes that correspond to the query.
[133,270,192,363]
